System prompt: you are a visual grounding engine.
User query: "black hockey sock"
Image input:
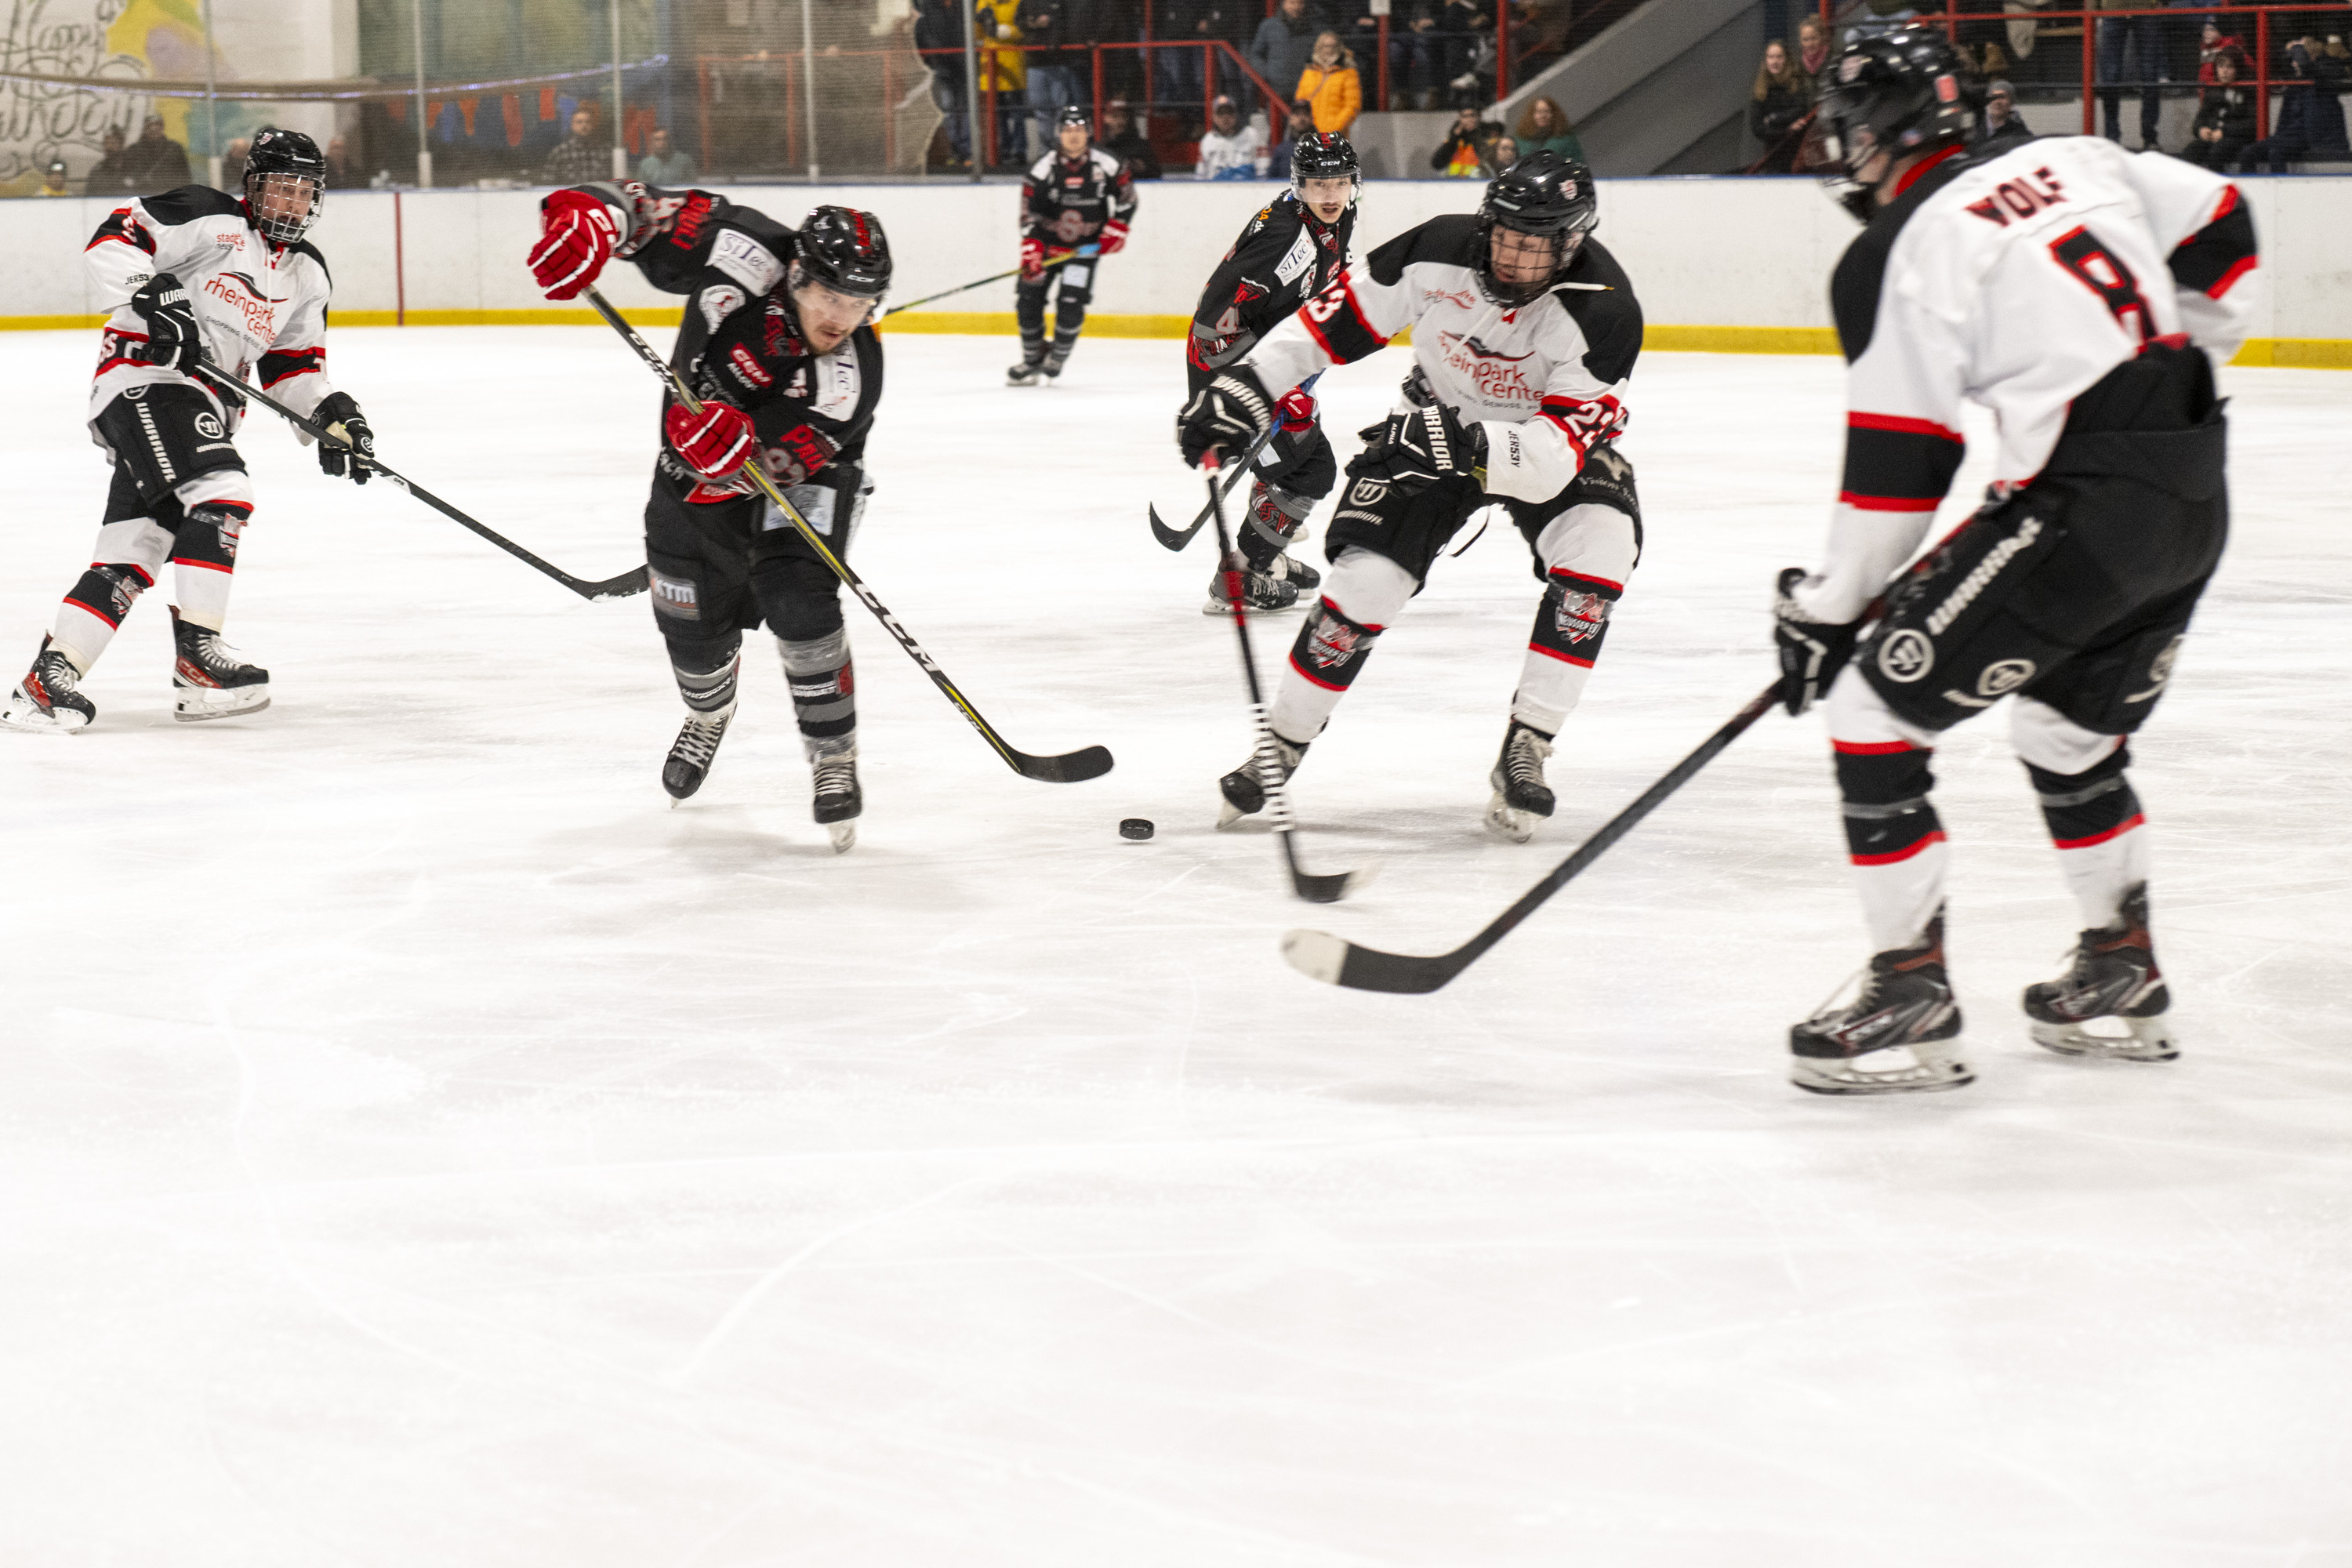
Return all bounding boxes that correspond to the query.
[1241,481,1308,572]
[1835,741,1944,864]
[53,563,151,667]
[1014,279,1047,361]
[777,629,855,746]
[669,636,741,715]
[2025,746,2140,847]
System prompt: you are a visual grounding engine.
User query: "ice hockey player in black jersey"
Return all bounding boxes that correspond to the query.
[1008,106,1137,386]
[1177,152,1646,844]
[528,184,891,851]
[1188,132,1359,615]
[1772,30,2259,1094]
[3,127,376,734]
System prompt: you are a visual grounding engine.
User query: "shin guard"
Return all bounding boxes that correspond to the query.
[53,564,152,671]
[777,628,855,750]
[1514,568,1620,735]
[1836,739,1949,955]
[2027,747,2148,931]
[669,634,742,717]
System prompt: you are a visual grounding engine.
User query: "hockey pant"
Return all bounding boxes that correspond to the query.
[1266,444,1641,746]
[644,466,869,752]
[1014,256,1094,365]
[52,383,256,672]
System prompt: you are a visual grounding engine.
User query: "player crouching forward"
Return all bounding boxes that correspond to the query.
[1177,153,1645,843]
[5,127,378,734]
[1189,132,1360,615]
[1773,30,2258,1094]
[527,184,889,851]
[1007,106,1136,386]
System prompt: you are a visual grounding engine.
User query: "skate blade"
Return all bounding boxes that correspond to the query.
[1482,793,1538,844]
[826,820,857,854]
[2030,1014,2179,1062]
[1791,1041,1975,1096]
[1,702,89,734]
[172,689,270,723]
[1216,796,1261,830]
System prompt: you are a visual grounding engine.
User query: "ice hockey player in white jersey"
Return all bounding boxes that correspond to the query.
[3,127,377,734]
[1177,151,1644,843]
[1771,30,2259,1095]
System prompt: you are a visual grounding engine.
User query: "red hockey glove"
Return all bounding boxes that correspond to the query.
[771,423,840,486]
[528,190,620,300]
[664,400,755,481]
[1276,386,1318,434]
[1019,237,1045,281]
[1097,219,1130,256]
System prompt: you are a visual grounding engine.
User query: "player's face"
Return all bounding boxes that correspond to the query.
[252,172,316,225]
[1058,122,1090,157]
[1298,176,1351,223]
[1488,225,1561,289]
[793,278,873,353]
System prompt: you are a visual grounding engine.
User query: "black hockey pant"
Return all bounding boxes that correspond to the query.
[1015,254,1096,365]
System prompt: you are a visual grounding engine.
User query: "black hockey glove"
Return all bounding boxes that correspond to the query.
[1359,400,1487,494]
[131,272,203,375]
[1178,366,1275,470]
[314,390,377,485]
[1773,567,1864,717]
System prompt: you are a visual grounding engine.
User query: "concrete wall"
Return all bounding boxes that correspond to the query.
[6,173,2350,351]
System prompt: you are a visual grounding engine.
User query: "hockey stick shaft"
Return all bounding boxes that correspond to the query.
[189,362,648,601]
[1149,419,1276,552]
[1283,683,1778,991]
[879,251,1076,319]
[581,286,1111,784]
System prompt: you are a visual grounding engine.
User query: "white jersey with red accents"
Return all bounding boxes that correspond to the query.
[1798,136,2260,624]
[82,185,338,431]
[1241,213,1643,505]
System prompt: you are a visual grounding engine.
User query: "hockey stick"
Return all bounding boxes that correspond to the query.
[189,362,649,602]
[1204,454,1372,904]
[1149,419,1277,551]
[579,285,1113,785]
[1281,682,1779,991]
[878,250,1078,320]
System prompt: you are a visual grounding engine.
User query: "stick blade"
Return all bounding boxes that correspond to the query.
[1280,928,1461,994]
[1149,503,1203,552]
[1289,856,1379,905]
[584,565,651,601]
[1012,744,1115,784]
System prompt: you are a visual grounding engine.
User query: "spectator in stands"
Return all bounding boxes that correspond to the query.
[1434,0,1491,107]
[1152,0,1214,132]
[542,107,609,184]
[325,136,350,186]
[637,127,695,183]
[1196,93,1269,177]
[2096,0,2170,149]
[2242,34,2350,172]
[975,0,1029,165]
[914,0,973,169]
[120,113,191,189]
[1798,13,1832,96]
[1481,132,1519,176]
[2180,50,2253,169]
[1429,102,1501,176]
[1980,78,2034,154]
[1249,0,1326,118]
[2197,15,2245,85]
[1019,0,1080,144]
[1513,94,1583,161]
[1294,30,1362,136]
[220,136,249,193]
[1748,40,1812,172]
[36,158,71,197]
[88,126,133,194]
[1099,99,1163,178]
[1381,0,1440,110]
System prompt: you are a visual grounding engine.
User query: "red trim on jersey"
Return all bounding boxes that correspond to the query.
[1537,408,1589,461]
[1890,143,1966,200]
[1838,491,1942,513]
[1851,829,1945,866]
[1847,412,1965,445]
[170,557,234,574]
[1299,306,1341,361]
[1526,643,1595,669]
[1832,739,1923,755]
[95,355,150,376]
[202,499,254,516]
[2210,184,2240,223]
[2206,253,2257,299]
[60,594,120,628]
[1287,652,1351,691]
[2053,813,2144,851]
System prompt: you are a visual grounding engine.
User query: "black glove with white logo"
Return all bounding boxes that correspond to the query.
[131,273,203,375]
[1177,366,1275,470]
[314,390,377,485]
[1359,400,1487,493]
[1773,567,1864,717]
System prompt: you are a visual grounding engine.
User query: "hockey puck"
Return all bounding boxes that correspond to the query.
[1119,818,1155,840]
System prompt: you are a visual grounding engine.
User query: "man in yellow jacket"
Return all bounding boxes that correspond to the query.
[976,0,1028,165]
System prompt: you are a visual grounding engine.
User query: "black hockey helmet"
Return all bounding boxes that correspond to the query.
[1289,132,1360,207]
[1801,27,1979,218]
[793,205,893,301]
[1474,150,1598,306]
[242,125,326,245]
[1057,103,1092,135]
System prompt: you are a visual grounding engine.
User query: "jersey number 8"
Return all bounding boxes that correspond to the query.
[2049,227,2153,347]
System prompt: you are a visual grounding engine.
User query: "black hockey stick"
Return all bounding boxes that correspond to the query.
[1205,456,1372,904]
[1282,682,1779,991]
[188,362,648,602]
[1150,419,1277,551]
[878,250,1076,320]
[580,286,1112,785]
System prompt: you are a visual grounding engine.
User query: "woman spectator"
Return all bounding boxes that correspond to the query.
[1748,38,1813,172]
[1480,132,1520,176]
[1512,95,1582,161]
[2181,50,2254,169]
[1428,103,1500,176]
[1797,13,1832,97]
[1293,30,1362,137]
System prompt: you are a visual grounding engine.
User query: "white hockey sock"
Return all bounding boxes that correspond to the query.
[1855,840,1951,954]
[1265,548,1415,745]
[2053,823,2150,930]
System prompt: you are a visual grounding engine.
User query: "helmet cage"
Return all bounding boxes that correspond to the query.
[245,169,323,245]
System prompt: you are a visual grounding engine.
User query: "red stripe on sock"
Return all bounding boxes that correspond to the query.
[1287,652,1349,691]
[2053,813,2144,851]
[1525,642,1594,668]
[1833,739,1922,755]
[60,594,119,629]
[1851,830,1945,866]
[170,557,234,574]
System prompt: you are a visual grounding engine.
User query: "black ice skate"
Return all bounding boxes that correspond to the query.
[1248,484,1320,592]
[2022,884,2177,1062]
[1203,562,1301,616]
[1,636,96,735]
[1040,343,1072,382]
[809,738,862,854]
[170,608,270,722]
[1006,351,1046,387]
[662,706,735,802]
[1790,912,1973,1095]
[1483,719,1556,843]
[1217,731,1308,829]
[1270,550,1322,593]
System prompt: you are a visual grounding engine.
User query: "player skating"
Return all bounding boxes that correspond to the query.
[1188,131,1360,615]
[4,127,376,734]
[1176,152,1645,844]
[526,183,891,850]
[1007,106,1136,387]
[1773,30,2259,1094]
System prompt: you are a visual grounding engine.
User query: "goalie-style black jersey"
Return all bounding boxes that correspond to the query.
[558,180,884,503]
[1187,190,1355,382]
[1019,147,1137,249]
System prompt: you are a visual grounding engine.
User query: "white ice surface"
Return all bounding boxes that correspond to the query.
[3,328,2350,1567]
